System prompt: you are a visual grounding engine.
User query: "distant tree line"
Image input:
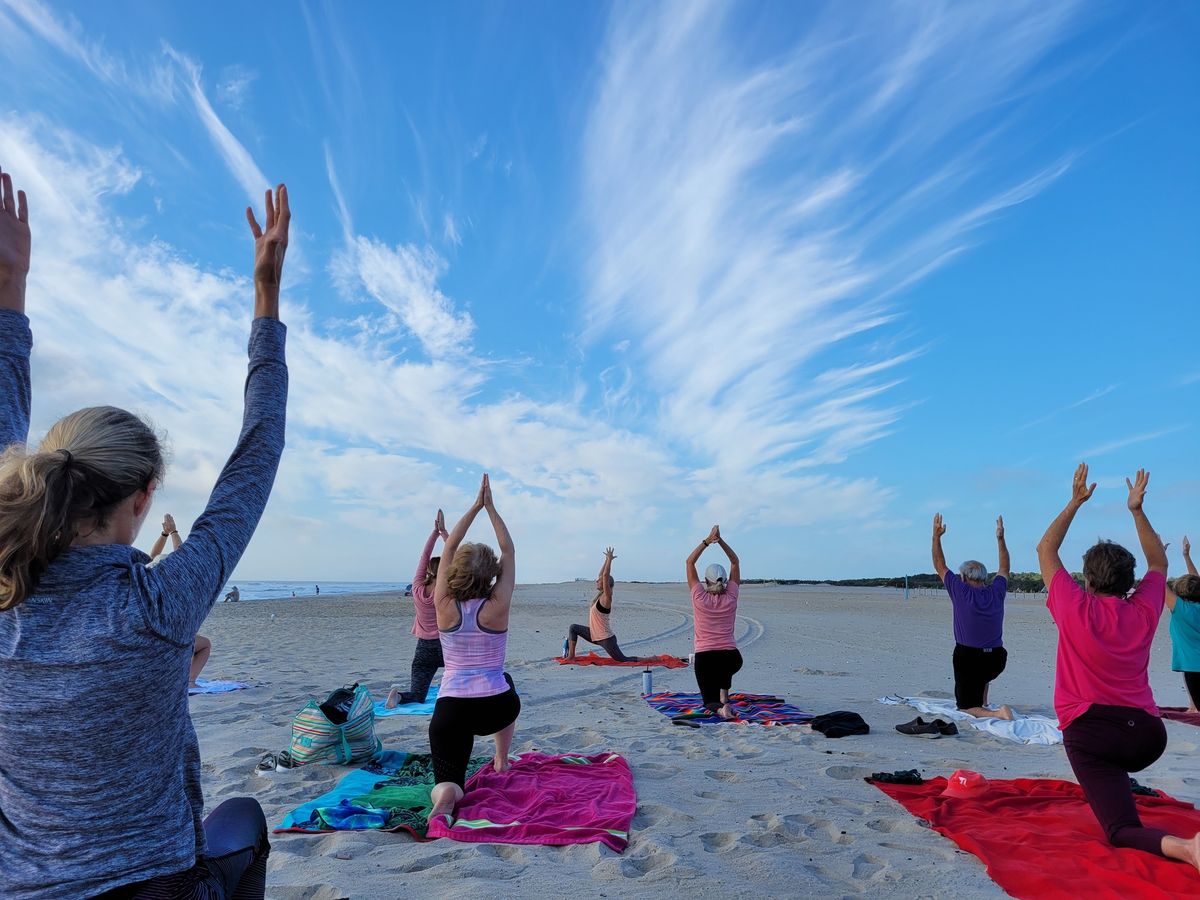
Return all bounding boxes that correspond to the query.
[743,572,1053,592]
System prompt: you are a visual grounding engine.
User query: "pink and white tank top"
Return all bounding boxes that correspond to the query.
[439,597,509,698]
[589,598,614,641]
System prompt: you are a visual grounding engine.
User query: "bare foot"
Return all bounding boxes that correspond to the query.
[1190,833,1200,874]
[995,704,1015,721]
[385,688,401,710]
[429,797,455,823]
[1188,707,1199,715]
[717,703,736,720]
[493,753,511,773]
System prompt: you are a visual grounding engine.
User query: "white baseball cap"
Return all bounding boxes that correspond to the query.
[704,563,727,584]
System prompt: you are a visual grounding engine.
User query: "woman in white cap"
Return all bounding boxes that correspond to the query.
[685,525,742,718]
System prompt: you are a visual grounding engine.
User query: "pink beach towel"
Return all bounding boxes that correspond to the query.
[425,751,636,851]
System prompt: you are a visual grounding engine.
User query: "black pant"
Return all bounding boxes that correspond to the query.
[429,673,520,788]
[94,798,269,899]
[398,637,444,704]
[1062,704,1168,856]
[568,623,635,662]
[694,648,743,710]
[1184,671,1200,709]
[952,644,1007,709]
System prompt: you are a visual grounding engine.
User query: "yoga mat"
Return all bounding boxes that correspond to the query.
[1161,707,1200,727]
[645,691,812,726]
[555,652,687,668]
[426,751,636,851]
[276,749,489,839]
[374,684,440,717]
[878,695,1062,745]
[188,678,248,695]
[871,776,1200,899]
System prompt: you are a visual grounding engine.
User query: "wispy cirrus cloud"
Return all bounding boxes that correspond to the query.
[1079,427,1186,460]
[582,0,1085,500]
[1016,384,1119,432]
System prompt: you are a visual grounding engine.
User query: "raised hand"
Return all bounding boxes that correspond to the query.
[604,546,616,562]
[162,513,176,534]
[480,473,494,511]
[1185,535,1192,557]
[933,513,947,538]
[1072,463,1097,506]
[706,525,720,545]
[1125,469,1149,512]
[436,508,448,539]
[245,184,290,316]
[0,165,30,312]
[995,515,1004,539]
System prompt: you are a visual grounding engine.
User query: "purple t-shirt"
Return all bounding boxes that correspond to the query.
[942,572,1006,649]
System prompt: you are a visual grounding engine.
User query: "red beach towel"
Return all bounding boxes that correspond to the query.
[555,652,687,668]
[871,776,1200,899]
[425,751,636,851]
[1160,707,1200,727]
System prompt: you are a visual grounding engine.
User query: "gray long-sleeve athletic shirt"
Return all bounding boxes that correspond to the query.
[0,310,287,898]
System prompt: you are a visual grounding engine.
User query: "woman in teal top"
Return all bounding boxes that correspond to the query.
[1167,535,1200,712]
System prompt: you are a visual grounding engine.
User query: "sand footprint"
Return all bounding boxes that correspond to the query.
[620,847,679,877]
[700,831,740,853]
[704,769,741,783]
[635,761,681,780]
[822,764,869,781]
[852,852,887,882]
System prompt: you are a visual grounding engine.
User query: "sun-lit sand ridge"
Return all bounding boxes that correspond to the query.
[190,582,1197,898]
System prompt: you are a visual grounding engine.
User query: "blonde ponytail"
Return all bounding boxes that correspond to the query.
[0,406,164,610]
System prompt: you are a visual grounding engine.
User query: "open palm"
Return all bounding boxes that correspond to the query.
[0,167,30,279]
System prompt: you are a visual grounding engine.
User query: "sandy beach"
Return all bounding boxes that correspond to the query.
[189,583,1199,899]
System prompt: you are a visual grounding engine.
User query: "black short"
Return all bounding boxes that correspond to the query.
[693,648,743,710]
[429,674,520,788]
[952,644,1007,709]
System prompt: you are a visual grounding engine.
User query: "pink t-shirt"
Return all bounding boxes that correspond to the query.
[692,581,739,653]
[410,530,440,640]
[1047,567,1165,729]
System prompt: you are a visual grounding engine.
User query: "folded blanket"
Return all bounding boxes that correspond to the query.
[276,749,488,839]
[555,652,687,669]
[188,678,248,695]
[646,691,812,726]
[871,775,1200,899]
[1160,707,1200,727]
[374,684,440,717]
[426,751,635,851]
[878,695,1061,745]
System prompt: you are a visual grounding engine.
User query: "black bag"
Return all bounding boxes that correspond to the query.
[319,682,361,725]
[809,710,870,738]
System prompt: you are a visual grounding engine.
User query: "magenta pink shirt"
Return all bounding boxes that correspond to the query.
[691,581,739,653]
[410,530,439,640]
[1047,567,1165,729]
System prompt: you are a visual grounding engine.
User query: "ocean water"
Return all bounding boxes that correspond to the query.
[218,580,409,602]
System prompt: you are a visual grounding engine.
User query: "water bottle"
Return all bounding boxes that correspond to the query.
[642,668,653,696]
[562,638,569,658]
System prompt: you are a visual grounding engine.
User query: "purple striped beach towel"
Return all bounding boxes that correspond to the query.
[645,691,812,726]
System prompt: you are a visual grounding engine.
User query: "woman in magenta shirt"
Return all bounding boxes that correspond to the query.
[685,525,742,718]
[1037,464,1199,872]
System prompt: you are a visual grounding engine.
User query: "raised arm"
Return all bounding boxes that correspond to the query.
[1037,462,1095,589]
[434,480,485,613]
[414,510,444,588]
[147,513,179,561]
[148,185,290,641]
[1184,535,1197,577]
[600,546,615,604]
[484,476,515,609]
[0,165,31,449]
[996,515,1010,580]
[931,514,949,581]
[715,529,740,584]
[1126,469,1166,575]
[686,526,720,589]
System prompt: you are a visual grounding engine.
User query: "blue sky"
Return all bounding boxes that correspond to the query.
[0,1,1196,582]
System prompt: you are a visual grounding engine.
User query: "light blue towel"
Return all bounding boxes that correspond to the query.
[279,750,409,831]
[373,684,439,716]
[188,678,248,695]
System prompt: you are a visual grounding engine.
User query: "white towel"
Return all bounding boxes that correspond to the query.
[879,695,1062,746]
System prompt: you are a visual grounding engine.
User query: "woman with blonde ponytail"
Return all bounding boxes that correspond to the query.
[0,165,291,899]
[685,525,743,718]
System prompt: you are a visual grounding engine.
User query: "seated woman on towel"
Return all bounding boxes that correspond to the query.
[564,546,643,663]
[428,474,520,822]
[1166,534,1200,713]
[686,525,742,718]
[386,508,450,707]
[148,512,212,688]
[0,169,289,897]
[1038,464,1200,872]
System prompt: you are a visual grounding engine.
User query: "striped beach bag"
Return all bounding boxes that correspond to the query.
[288,682,381,766]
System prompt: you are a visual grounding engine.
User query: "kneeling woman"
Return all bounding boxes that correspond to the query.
[686,525,742,718]
[429,474,520,821]
[1037,464,1199,872]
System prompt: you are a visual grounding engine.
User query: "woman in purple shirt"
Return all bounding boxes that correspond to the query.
[0,168,290,899]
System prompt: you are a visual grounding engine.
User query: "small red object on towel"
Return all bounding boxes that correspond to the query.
[872,776,1200,899]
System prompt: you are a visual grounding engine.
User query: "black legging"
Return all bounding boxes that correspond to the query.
[567,623,635,662]
[1062,704,1168,856]
[95,797,269,899]
[429,673,520,789]
[1184,671,1200,709]
[693,648,743,710]
[397,637,444,704]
